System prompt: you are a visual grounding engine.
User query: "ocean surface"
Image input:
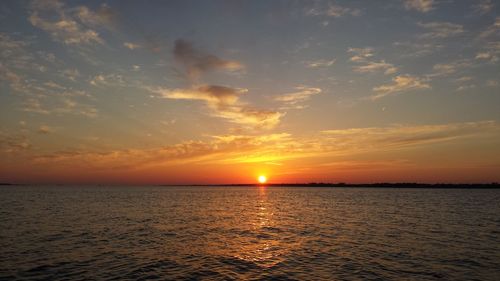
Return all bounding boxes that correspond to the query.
[0,186,499,280]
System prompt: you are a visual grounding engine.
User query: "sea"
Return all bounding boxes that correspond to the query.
[1,185,499,280]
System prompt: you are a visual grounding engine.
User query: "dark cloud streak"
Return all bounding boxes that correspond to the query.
[173,39,244,80]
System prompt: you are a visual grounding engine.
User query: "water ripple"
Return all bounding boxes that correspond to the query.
[1,186,499,280]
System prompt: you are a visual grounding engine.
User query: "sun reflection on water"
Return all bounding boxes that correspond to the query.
[232,186,290,268]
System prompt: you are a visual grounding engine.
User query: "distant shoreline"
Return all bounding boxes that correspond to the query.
[2,182,498,189]
[171,183,500,189]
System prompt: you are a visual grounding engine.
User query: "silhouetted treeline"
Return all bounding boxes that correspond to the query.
[188,182,500,189]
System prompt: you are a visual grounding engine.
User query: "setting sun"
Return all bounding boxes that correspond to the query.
[258,175,267,184]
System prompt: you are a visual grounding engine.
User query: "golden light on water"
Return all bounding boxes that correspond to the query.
[258,175,267,184]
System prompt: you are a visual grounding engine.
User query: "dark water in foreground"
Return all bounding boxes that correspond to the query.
[0,186,499,280]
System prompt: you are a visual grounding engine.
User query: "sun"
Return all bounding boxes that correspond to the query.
[258,175,267,184]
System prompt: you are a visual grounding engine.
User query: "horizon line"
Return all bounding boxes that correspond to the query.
[1,182,499,188]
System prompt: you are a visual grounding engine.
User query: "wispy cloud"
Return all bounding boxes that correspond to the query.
[393,41,443,57]
[372,75,430,99]
[155,85,246,106]
[61,69,80,81]
[430,60,473,77]
[124,42,141,50]
[403,0,435,13]
[22,97,98,118]
[75,3,116,28]
[478,17,500,39]
[29,0,106,45]
[304,59,336,68]
[89,74,125,87]
[173,39,244,80]
[0,132,31,154]
[37,125,53,134]
[454,76,473,83]
[275,87,321,108]
[0,31,98,119]
[0,33,47,74]
[0,64,25,94]
[418,22,464,39]
[348,48,397,75]
[475,42,500,63]
[457,84,476,91]
[31,132,296,170]
[22,98,50,114]
[486,80,499,87]
[321,121,498,149]
[0,33,28,50]
[354,61,397,75]
[27,121,499,172]
[348,47,374,62]
[307,3,361,18]
[150,85,283,129]
[473,0,494,15]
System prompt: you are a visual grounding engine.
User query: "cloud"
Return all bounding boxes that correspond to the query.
[473,0,494,15]
[124,42,141,50]
[75,4,116,28]
[37,125,53,134]
[476,52,492,60]
[0,33,28,50]
[486,80,499,87]
[0,33,48,76]
[31,132,295,170]
[478,17,500,39]
[0,132,31,153]
[173,39,244,80]
[22,97,98,118]
[0,35,97,119]
[156,39,279,128]
[275,87,322,106]
[348,47,374,62]
[156,85,245,106]
[44,81,66,90]
[22,98,50,114]
[56,98,98,118]
[61,69,80,81]
[89,74,125,87]
[430,60,473,77]
[475,42,500,63]
[0,64,25,93]
[348,47,397,75]
[457,84,476,91]
[418,22,464,39]
[325,4,361,17]
[372,75,430,99]
[26,121,499,173]
[353,60,397,75]
[404,0,435,13]
[150,85,283,129]
[318,159,415,171]
[321,121,498,149]
[28,0,109,45]
[454,76,473,83]
[305,59,336,68]
[307,3,361,17]
[393,41,444,57]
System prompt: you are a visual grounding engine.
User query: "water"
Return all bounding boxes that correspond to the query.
[1,186,499,280]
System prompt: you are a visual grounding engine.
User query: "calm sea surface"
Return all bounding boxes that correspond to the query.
[1,186,499,280]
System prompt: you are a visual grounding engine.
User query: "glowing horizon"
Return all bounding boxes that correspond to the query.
[1,0,500,185]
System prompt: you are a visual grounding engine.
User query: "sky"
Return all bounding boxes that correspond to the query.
[0,0,499,184]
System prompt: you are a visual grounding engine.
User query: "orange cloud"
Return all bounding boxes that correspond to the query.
[151,85,283,129]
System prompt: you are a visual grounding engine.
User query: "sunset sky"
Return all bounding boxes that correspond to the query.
[1,0,499,184]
